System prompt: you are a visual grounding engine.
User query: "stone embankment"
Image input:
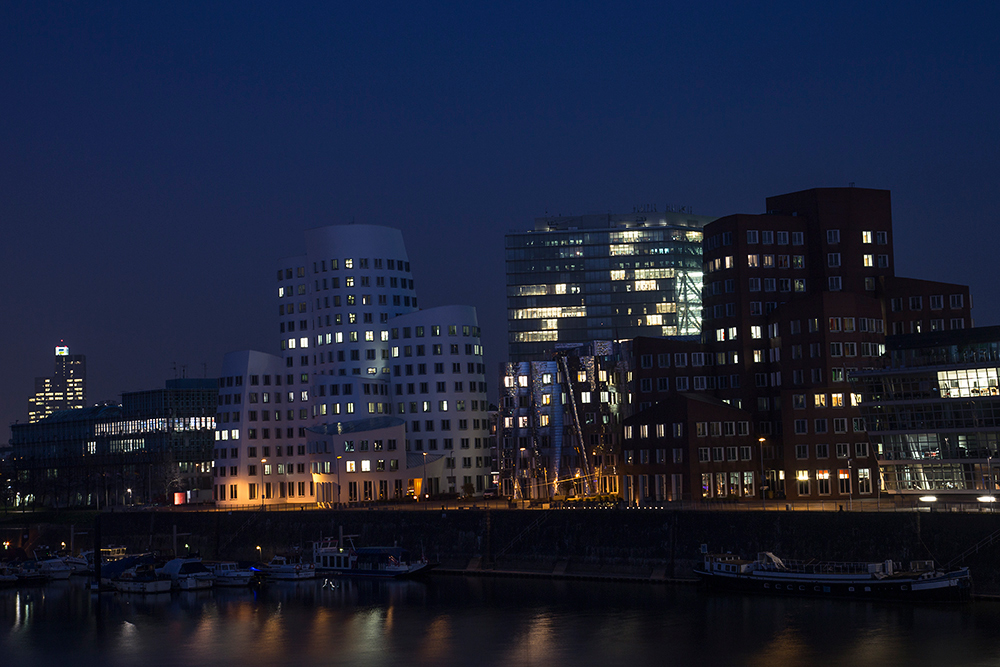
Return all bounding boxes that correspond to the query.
[8,508,1000,592]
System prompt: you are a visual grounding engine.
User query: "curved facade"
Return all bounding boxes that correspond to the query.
[215,225,492,506]
[387,305,493,495]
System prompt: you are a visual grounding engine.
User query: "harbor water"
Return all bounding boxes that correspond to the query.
[3,575,1000,666]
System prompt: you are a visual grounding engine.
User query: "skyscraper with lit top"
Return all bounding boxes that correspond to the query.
[28,343,86,423]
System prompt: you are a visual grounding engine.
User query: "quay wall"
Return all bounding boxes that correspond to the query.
[14,508,1000,592]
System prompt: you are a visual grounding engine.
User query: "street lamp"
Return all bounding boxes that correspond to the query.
[519,446,527,505]
[260,458,267,508]
[758,437,766,510]
[422,452,428,500]
[336,455,342,507]
[256,545,262,562]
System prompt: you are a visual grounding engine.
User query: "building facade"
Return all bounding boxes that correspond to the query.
[497,342,624,501]
[214,225,493,507]
[852,326,1000,502]
[700,187,972,501]
[10,379,217,508]
[621,394,761,505]
[28,344,86,423]
[505,211,716,362]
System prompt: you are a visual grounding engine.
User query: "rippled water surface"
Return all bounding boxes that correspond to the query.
[3,576,1000,666]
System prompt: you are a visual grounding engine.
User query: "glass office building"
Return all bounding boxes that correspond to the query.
[852,327,1000,498]
[506,212,716,361]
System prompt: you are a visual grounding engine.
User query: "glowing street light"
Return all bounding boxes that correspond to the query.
[758,437,766,509]
[336,455,343,506]
[260,458,268,508]
[422,452,428,500]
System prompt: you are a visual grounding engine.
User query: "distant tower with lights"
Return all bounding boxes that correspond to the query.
[28,343,87,422]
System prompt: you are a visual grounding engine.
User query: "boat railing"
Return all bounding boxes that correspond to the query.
[755,554,888,575]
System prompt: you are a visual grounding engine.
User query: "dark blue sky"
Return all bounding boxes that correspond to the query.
[3,1,998,431]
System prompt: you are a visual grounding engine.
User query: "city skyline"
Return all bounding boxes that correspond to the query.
[3,2,998,434]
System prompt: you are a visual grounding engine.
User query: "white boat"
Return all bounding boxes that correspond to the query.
[60,554,90,574]
[157,558,215,590]
[35,558,73,580]
[207,561,256,587]
[260,555,316,580]
[32,546,85,577]
[113,565,172,594]
[312,537,433,578]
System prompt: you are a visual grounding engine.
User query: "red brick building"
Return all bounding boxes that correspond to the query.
[700,187,971,502]
[621,394,760,504]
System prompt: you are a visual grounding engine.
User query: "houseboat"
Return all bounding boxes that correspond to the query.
[313,537,432,578]
[696,551,971,602]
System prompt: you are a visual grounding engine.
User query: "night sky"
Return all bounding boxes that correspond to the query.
[3,1,998,433]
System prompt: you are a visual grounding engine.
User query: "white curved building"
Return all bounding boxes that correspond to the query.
[214,225,492,506]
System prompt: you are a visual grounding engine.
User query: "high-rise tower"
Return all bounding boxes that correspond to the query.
[505,211,717,361]
[28,344,86,422]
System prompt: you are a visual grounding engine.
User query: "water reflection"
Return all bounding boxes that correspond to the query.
[2,577,1000,666]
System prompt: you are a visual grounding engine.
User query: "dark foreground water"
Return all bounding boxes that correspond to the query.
[3,575,1000,667]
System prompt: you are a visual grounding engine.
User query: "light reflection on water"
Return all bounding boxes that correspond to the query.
[2,576,1000,666]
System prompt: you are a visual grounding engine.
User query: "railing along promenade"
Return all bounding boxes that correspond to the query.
[108,496,1000,514]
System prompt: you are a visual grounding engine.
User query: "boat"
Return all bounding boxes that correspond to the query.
[312,537,356,573]
[98,553,156,588]
[33,546,89,575]
[206,561,257,587]
[113,565,172,594]
[157,558,215,590]
[0,565,18,587]
[60,553,90,574]
[312,537,433,578]
[35,557,73,580]
[259,555,316,580]
[15,561,50,584]
[695,551,972,602]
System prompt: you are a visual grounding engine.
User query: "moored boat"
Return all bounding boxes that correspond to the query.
[695,551,971,602]
[15,561,50,584]
[113,565,172,594]
[157,558,215,590]
[35,557,73,580]
[206,561,256,587]
[0,565,18,587]
[312,537,433,578]
[260,555,316,580]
